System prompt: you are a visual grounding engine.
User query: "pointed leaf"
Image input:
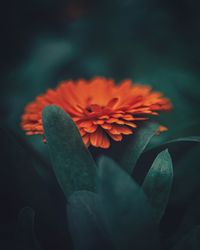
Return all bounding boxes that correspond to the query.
[42,105,97,197]
[120,122,159,174]
[142,149,173,222]
[134,136,200,184]
[97,156,159,250]
[67,191,113,250]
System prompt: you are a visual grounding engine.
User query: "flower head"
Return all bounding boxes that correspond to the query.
[21,77,172,148]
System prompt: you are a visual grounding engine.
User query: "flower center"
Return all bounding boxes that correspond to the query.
[85,104,103,114]
[86,106,93,113]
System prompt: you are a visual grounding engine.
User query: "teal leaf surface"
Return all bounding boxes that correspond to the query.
[134,136,200,184]
[142,149,173,222]
[42,105,97,197]
[97,156,159,250]
[120,122,159,174]
[67,191,113,250]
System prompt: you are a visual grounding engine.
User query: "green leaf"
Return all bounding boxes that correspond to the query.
[120,122,159,174]
[42,105,97,197]
[171,226,200,250]
[134,136,200,183]
[142,149,173,223]
[67,191,113,250]
[17,207,41,250]
[97,156,159,250]
[153,136,200,148]
[143,137,200,162]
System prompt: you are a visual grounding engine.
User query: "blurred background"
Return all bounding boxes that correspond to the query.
[1,0,200,138]
[1,0,200,249]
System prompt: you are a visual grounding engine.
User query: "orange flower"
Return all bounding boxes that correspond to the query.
[21,77,172,148]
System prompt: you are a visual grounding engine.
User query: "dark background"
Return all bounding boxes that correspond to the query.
[0,0,200,249]
[1,0,200,133]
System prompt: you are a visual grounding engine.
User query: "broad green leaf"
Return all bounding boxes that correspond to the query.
[97,156,159,250]
[67,191,113,250]
[17,207,41,250]
[151,136,200,150]
[142,149,173,223]
[143,136,200,161]
[42,105,97,197]
[134,136,200,184]
[171,226,200,250]
[120,122,159,174]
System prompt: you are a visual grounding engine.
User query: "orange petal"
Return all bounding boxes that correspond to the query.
[107,118,118,123]
[124,121,137,128]
[123,114,134,121]
[82,134,90,147]
[112,113,123,118]
[101,123,112,130]
[101,135,110,148]
[93,120,105,125]
[107,132,123,141]
[83,124,98,133]
[109,125,133,135]
[99,115,109,119]
[133,117,149,121]
[114,119,125,125]
[157,125,168,135]
[107,98,119,108]
[89,129,110,148]
[79,120,93,128]
[118,126,133,135]
[79,128,86,136]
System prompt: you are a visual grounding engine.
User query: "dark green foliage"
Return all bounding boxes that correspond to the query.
[17,207,41,250]
[171,226,200,250]
[120,122,159,174]
[0,126,70,250]
[1,1,200,249]
[42,105,97,197]
[134,136,200,184]
[97,156,160,250]
[1,105,200,250]
[67,191,113,250]
[142,149,173,223]
[147,136,200,158]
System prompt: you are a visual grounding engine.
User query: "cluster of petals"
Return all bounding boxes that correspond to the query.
[21,77,172,148]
